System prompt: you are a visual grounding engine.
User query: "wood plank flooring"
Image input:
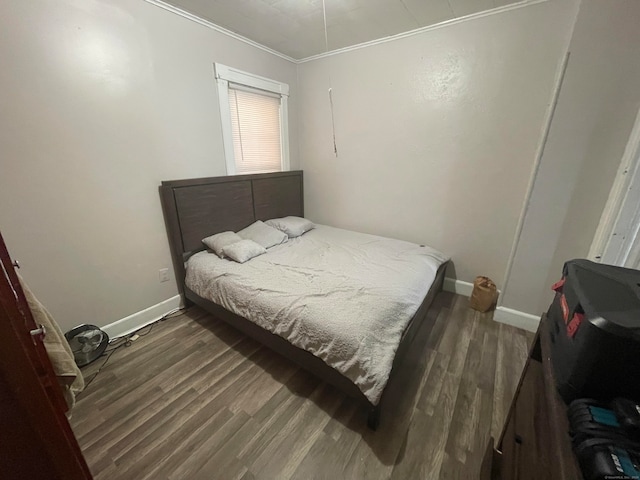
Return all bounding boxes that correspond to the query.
[70,292,533,480]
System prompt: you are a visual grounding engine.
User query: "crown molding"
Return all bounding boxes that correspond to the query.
[298,0,550,63]
[145,0,550,65]
[143,0,297,64]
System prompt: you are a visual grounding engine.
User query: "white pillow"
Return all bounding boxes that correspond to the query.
[266,216,315,238]
[237,220,287,249]
[202,231,242,258]
[222,239,266,264]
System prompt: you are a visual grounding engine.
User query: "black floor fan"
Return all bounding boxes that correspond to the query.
[65,324,109,367]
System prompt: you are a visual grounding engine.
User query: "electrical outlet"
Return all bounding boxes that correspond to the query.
[159,268,170,283]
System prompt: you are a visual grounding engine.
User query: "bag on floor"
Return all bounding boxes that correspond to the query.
[469,276,498,312]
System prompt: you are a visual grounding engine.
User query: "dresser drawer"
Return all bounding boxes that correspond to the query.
[493,318,583,480]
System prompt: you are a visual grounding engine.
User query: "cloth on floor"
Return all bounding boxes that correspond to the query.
[18,273,84,411]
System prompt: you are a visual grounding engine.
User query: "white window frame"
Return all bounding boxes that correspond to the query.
[214,63,290,175]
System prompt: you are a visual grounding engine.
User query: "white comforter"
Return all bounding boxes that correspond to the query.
[185,225,448,405]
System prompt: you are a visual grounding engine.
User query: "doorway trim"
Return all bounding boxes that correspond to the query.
[588,107,640,266]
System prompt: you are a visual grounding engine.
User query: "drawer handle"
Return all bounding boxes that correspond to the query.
[514,434,523,445]
[30,325,46,339]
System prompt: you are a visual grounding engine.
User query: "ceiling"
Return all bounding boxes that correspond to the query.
[160,0,522,60]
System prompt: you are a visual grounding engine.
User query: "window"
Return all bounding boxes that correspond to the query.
[215,64,290,175]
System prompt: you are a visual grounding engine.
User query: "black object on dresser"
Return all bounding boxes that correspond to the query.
[567,398,640,479]
[548,259,640,404]
[574,438,640,480]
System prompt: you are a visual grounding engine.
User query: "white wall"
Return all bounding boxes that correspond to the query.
[6,0,636,333]
[0,0,298,332]
[502,0,640,316]
[297,0,579,287]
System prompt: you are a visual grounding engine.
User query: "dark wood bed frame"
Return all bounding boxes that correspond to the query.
[159,170,447,430]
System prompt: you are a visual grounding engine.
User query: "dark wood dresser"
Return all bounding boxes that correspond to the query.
[481,315,584,480]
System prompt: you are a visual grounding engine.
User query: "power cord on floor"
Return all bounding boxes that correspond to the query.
[80,307,187,391]
[132,308,185,339]
[82,345,121,390]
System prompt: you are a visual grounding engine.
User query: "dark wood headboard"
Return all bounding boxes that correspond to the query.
[160,171,303,293]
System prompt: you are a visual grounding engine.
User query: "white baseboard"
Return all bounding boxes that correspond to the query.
[443,278,474,296]
[493,306,540,332]
[443,278,504,299]
[102,295,183,340]
[444,278,538,331]
[101,285,538,340]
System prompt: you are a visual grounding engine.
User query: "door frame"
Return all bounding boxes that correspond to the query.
[0,231,92,479]
[589,107,640,266]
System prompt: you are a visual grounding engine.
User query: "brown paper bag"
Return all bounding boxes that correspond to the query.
[469,276,498,312]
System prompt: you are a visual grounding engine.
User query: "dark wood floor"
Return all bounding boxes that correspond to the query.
[70,292,533,480]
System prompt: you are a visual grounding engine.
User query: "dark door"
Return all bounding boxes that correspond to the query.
[0,230,92,480]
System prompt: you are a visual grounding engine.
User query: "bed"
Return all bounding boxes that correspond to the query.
[160,170,448,429]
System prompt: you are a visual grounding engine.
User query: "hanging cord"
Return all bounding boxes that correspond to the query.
[328,89,338,156]
[322,0,338,157]
[322,0,329,54]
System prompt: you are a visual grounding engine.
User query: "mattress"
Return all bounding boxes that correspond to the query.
[185,225,448,405]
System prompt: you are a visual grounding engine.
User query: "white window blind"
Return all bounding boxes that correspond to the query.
[228,85,282,174]
[215,63,289,176]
